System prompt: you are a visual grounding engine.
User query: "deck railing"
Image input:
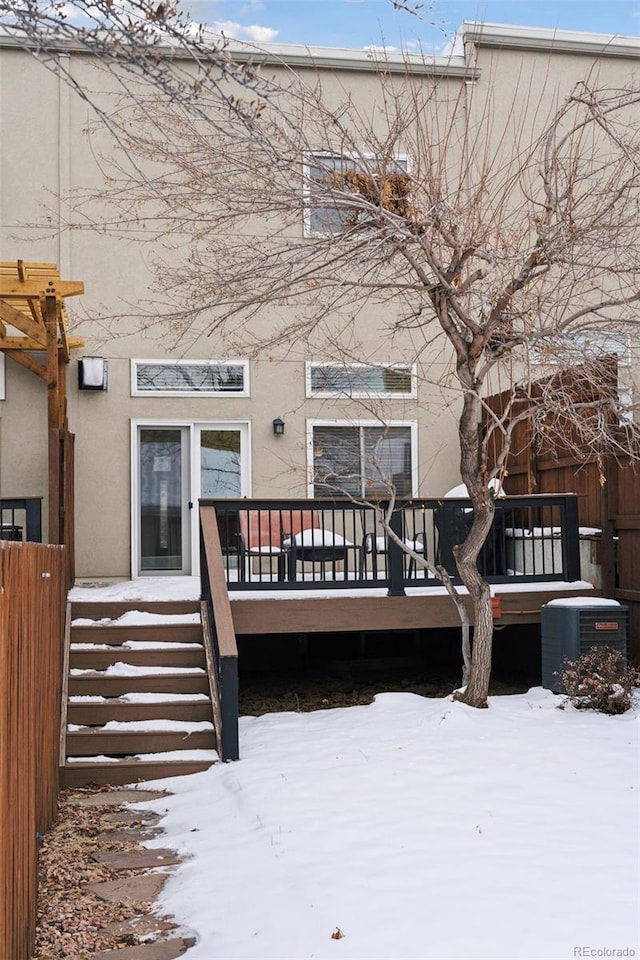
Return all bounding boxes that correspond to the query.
[199,505,239,761]
[202,494,581,597]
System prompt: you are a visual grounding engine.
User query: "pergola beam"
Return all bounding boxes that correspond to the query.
[0,299,47,345]
[0,278,85,299]
[7,350,48,381]
[0,261,85,552]
[0,336,85,351]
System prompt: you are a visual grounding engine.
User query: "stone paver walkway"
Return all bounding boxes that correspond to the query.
[70,788,196,960]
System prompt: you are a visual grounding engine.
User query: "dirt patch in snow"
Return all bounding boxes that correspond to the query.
[239,664,535,716]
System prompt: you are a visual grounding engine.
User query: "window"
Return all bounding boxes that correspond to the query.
[310,422,415,498]
[307,362,416,398]
[532,331,631,366]
[305,153,410,236]
[573,331,631,365]
[132,360,249,397]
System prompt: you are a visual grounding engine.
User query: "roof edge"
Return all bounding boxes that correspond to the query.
[461,21,640,58]
[0,28,476,78]
[227,41,474,77]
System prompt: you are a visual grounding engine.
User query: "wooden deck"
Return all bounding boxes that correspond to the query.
[229,584,598,636]
[201,494,590,643]
[202,496,594,760]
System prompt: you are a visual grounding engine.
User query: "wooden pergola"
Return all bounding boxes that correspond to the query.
[0,261,85,575]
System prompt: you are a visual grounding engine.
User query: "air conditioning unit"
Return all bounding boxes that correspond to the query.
[541,602,629,693]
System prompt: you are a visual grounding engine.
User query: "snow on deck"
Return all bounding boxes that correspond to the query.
[69,575,596,605]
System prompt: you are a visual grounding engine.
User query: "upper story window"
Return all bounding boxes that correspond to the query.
[305,153,410,236]
[307,362,416,398]
[132,359,249,397]
[574,331,631,365]
[532,330,631,366]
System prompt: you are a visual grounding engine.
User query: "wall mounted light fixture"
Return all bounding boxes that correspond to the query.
[78,357,108,391]
[272,417,285,436]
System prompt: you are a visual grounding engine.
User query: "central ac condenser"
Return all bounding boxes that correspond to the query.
[540,602,629,693]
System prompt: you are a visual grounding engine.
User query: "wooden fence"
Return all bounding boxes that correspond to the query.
[486,378,640,664]
[485,373,609,528]
[601,456,640,665]
[0,540,67,960]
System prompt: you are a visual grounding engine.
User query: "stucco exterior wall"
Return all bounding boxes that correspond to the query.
[1,26,638,578]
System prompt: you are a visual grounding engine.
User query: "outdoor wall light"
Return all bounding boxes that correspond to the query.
[78,357,108,391]
[272,417,285,436]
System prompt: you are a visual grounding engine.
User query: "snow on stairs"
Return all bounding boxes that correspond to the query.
[62,601,219,787]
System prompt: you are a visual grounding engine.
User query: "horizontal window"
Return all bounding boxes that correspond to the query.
[132,360,249,397]
[532,331,630,366]
[307,362,416,398]
[311,422,416,498]
[305,152,410,236]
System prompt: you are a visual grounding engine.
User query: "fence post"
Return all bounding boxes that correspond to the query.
[600,457,618,596]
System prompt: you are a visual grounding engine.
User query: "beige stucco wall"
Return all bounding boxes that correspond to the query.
[1,30,638,578]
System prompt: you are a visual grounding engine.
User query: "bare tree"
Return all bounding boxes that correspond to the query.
[5,5,640,706]
[0,0,291,147]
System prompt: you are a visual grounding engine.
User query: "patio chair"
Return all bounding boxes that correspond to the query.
[282,509,358,581]
[359,518,425,579]
[237,509,287,581]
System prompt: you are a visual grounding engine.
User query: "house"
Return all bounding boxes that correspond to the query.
[3,19,640,786]
[0,22,639,582]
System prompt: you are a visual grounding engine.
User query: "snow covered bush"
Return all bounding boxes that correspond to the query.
[561,647,639,715]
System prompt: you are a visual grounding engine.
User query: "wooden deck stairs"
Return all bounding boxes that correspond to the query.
[61,601,219,787]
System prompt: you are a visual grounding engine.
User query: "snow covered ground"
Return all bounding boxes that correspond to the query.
[69,577,636,957]
[135,688,639,960]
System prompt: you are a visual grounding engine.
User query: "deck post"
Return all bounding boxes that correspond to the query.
[220,658,240,762]
[200,505,240,761]
[561,495,581,583]
[199,524,211,606]
[387,507,406,597]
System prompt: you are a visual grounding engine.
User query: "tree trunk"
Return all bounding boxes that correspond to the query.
[452,499,495,708]
[453,388,496,708]
[456,578,493,707]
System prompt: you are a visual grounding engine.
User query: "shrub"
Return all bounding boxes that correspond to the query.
[561,646,639,715]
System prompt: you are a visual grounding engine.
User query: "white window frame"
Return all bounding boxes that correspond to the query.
[131,359,250,397]
[306,361,417,399]
[531,331,631,366]
[303,151,411,238]
[306,418,418,497]
[0,353,5,400]
[130,418,252,578]
[574,331,631,366]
